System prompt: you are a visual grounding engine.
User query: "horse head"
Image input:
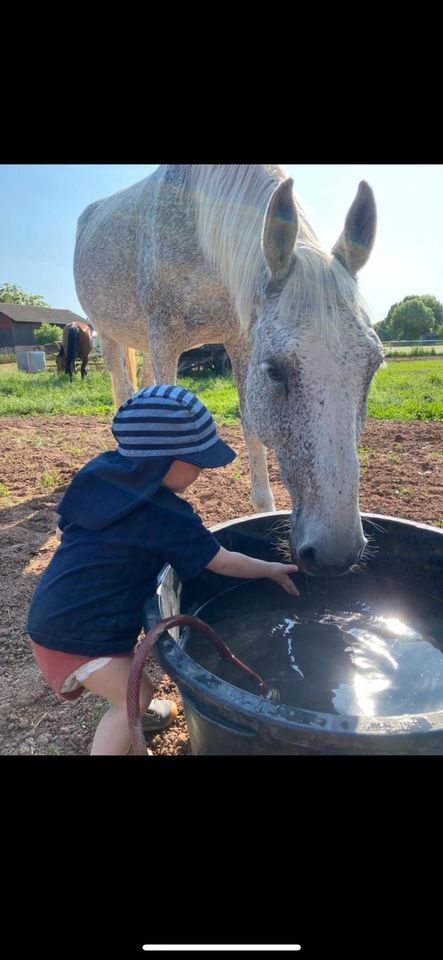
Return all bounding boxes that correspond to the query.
[55,344,65,373]
[246,178,384,575]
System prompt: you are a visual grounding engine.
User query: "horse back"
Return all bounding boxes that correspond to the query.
[73,166,237,345]
[73,171,164,321]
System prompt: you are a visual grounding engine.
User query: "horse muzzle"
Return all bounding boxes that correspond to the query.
[295,542,365,577]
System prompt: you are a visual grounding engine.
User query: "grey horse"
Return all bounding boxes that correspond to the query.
[74,164,384,574]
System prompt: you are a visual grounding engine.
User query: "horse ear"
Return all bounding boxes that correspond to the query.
[332,181,376,276]
[262,178,299,282]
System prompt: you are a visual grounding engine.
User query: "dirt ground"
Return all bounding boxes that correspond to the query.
[1,415,442,756]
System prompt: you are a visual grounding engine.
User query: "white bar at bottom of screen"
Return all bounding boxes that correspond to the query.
[142,947,302,953]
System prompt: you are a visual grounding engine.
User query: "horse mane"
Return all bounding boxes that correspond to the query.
[280,246,371,340]
[176,164,370,338]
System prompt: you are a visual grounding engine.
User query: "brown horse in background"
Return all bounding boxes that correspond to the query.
[56,321,93,381]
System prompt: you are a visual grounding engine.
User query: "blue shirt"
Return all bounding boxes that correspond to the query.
[26,485,220,656]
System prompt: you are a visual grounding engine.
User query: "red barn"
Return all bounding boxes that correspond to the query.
[0,304,90,349]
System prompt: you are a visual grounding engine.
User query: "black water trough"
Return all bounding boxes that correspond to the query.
[143,512,443,755]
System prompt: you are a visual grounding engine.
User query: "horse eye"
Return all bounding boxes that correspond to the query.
[261,362,286,384]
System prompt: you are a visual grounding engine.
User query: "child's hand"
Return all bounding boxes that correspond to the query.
[266,562,300,596]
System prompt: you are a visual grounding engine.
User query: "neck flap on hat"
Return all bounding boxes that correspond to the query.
[57,451,174,531]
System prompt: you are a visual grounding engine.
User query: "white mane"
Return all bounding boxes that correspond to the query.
[178,164,370,337]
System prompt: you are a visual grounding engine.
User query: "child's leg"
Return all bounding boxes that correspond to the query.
[81,655,153,755]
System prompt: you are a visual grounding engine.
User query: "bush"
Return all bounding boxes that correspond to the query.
[33,323,62,345]
[0,352,15,364]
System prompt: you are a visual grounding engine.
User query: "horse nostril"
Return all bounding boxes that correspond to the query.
[298,546,320,573]
[297,544,358,576]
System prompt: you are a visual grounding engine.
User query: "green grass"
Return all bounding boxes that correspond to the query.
[0,367,240,421]
[0,369,113,416]
[40,468,62,489]
[0,360,442,421]
[368,359,443,420]
[179,372,240,423]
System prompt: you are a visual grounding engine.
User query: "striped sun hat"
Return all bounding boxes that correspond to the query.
[111,384,236,467]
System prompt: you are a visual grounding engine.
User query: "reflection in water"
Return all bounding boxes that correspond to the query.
[185,578,443,718]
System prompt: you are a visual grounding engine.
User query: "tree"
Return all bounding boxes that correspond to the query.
[406,295,443,330]
[374,300,401,340]
[373,316,394,341]
[384,301,399,329]
[375,294,443,340]
[389,298,435,340]
[33,322,62,345]
[0,282,50,307]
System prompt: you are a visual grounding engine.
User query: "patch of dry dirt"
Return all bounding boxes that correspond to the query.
[0,415,442,755]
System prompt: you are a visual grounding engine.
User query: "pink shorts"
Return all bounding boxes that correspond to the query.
[29,639,129,702]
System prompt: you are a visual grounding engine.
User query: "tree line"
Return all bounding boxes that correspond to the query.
[374,295,443,342]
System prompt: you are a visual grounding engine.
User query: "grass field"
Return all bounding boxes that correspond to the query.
[0,359,442,421]
[367,359,443,420]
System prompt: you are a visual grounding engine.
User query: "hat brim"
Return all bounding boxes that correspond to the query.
[179,437,236,468]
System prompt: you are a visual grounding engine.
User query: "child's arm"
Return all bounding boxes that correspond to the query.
[206,546,299,596]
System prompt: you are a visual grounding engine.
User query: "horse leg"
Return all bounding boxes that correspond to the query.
[95,330,137,408]
[139,352,155,388]
[81,362,87,379]
[149,335,180,385]
[227,341,275,513]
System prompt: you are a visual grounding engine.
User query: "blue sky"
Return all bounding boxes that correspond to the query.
[1,164,442,326]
